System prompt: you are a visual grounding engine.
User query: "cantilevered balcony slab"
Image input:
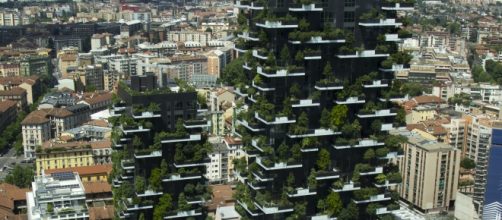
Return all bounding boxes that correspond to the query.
[134,150,162,159]
[376,207,391,215]
[379,151,404,160]
[132,112,161,119]
[161,134,201,144]
[247,95,257,103]
[238,32,260,41]
[337,50,390,59]
[335,96,365,104]
[316,169,341,180]
[288,188,317,197]
[359,19,402,27]
[248,181,266,190]
[287,128,340,138]
[121,126,150,135]
[121,160,134,170]
[234,45,248,53]
[311,215,337,220]
[353,194,391,204]
[301,147,319,152]
[243,63,253,70]
[251,139,265,152]
[379,64,410,72]
[256,157,302,171]
[289,3,323,12]
[173,161,207,168]
[164,210,203,219]
[257,66,305,78]
[363,80,389,88]
[290,36,346,44]
[252,50,268,60]
[237,119,264,132]
[256,21,298,29]
[359,166,384,176]
[291,99,320,108]
[254,202,294,214]
[183,120,210,129]
[379,95,409,102]
[381,123,394,131]
[235,1,264,10]
[136,190,163,198]
[252,81,275,91]
[382,3,415,11]
[332,181,361,192]
[374,180,400,188]
[252,172,274,182]
[237,200,263,216]
[333,139,385,149]
[255,112,296,125]
[162,174,202,182]
[357,109,397,118]
[234,87,248,97]
[314,83,344,91]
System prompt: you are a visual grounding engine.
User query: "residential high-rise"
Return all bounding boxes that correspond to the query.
[481,126,502,219]
[396,131,460,213]
[84,64,105,91]
[111,80,211,219]
[231,0,414,219]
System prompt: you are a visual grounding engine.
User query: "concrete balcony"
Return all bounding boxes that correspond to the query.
[359,166,384,176]
[254,202,294,214]
[238,31,260,41]
[237,119,264,132]
[378,94,410,102]
[337,50,390,58]
[316,169,340,180]
[357,109,397,118]
[132,111,161,119]
[289,3,323,12]
[256,157,302,171]
[300,147,318,152]
[134,150,162,159]
[252,49,268,60]
[252,171,274,182]
[164,209,203,219]
[237,200,263,217]
[256,21,298,29]
[121,160,134,170]
[252,81,275,92]
[243,62,253,70]
[353,193,391,204]
[374,180,400,188]
[379,64,410,72]
[381,123,394,131]
[335,96,365,105]
[234,45,248,53]
[161,134,202,144]
[379,151,404,160]
[290,36,346,45]
[311,215,337,220]
[304,50,322,60]
[382,3,415,11]
[234,87,248,97]
[234,171,248,183]
[287,187,317,197]
[314,82,344,91]
[251,138,265,152]
[332,181,361,192]
[287,128,340,138]
[359,18,402,27]
[257,66,305,78]
[255,112,296,125]
[136,190,163,198]
[183,120,210,129]
[173,161,207,168]
[333,139,385,149]
[363,79,389,88]
[248,181,266,190]
[291,99,320,108]
[120,125,150,135]
[162,173,202,182]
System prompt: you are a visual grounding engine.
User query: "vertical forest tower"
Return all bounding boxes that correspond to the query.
[232,0,414,219]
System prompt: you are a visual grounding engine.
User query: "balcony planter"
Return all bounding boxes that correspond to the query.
[335,96,366,104]
[287,187,317,197]
[256,20,298,29]
[162,173,202,182]
[254,201,294,214]
[287,128,340,138]
[363,79,389,88]
[315,81,344,90]
[255,112,296,125]
[382,2,415,10]
[315,169,340,180]
[332,181,361,192]
[304,50,322,60]
[289,3,323,12]
[256,157,302,170]
[357,109,397,118]
[164,209,203,219]
[237,200,262,216]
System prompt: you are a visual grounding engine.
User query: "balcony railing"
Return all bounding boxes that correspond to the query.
[256,20,298,29]
[359,18,402,27]
[287,128,340,138]
[288,3,323,12]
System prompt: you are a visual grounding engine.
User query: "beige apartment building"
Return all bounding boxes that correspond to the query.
[0,63,20,77]
[397,131,460,213]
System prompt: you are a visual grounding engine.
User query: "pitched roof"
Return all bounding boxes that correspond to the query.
[41,139,111,151]
[208,185,234,211]
[412,95,445,104]
[0,76,38,86]
[82,92,112,105]
[88,205,114,220]
[21,110,50,125]
[0,183,29,215]
[45,164,112,177]
[83,181,112,194]
[0,100,17,113]
[0,87,26,96]
[84,119,110,128]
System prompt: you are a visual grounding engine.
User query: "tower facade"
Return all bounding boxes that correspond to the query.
[232,0,414,219]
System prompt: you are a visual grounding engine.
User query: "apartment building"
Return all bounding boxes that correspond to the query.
[26,172,89,220]
[0,10,29,26]
[0,87,27,109]
[397,131,461,213]
[0,75,42,104]
[166,31,212,46]
[83,65,105,91]
[0,62,20,77]
[165,56,207,82]
[21,108,78,158]
[45,164,112,183]
[0,100,17,132]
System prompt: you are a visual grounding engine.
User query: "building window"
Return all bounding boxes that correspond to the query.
[344,12,355,22]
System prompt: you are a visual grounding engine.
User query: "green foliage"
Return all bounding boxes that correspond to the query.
[353,187,378,200]
[4,165,34,188]
[178,193,191,211]
[448,93,472,106]
[330,105,348,129]
[289,83,302,99]
[220,58,247,87]
[363,149,375,161]
[160,159,168,177]
[317,149,331,171]
[325,192,343,216]
[338,202,358,220]
[153,194,172,220]
[290,112,309,135]
[135,176,146,193]
[471,64,493,83]
[149,168,162,192]
[320,109,331,128]
[460,157,476,169]
[308,169,317,189]
[278,142,289,161]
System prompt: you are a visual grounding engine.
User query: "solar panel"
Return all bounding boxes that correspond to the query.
[51,172,75,181]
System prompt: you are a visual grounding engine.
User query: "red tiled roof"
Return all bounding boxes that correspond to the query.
[0,100,17,113]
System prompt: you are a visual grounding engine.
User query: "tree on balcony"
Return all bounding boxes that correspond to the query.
[353,187,378,201]
[317,149,331,171]
[308,169,317,189]
[366,203,381,218]
[178,193,191,211]
[331,105,348,129]
[286,172,295,193]
[135,176,146,193]
[160,159,168,177]
[290,83,301,101]
[153,194,172,220]
[370,120,383,136]
[320,109,331,129]
[295,50,304,64]
[363,149,376,161]
[280,45,290,66]
[326,191,343,216]
[290,112,309,134]
[149,168,162,192]
[278,142,289,162]
[289,202,307,220]
[338,202,358,220]
[298,18,310,31]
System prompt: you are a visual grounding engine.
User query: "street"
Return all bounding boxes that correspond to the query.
[0,147,26,180]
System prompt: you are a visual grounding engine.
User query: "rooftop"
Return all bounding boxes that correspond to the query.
[45,164,112,177]
[0,100,17,113]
